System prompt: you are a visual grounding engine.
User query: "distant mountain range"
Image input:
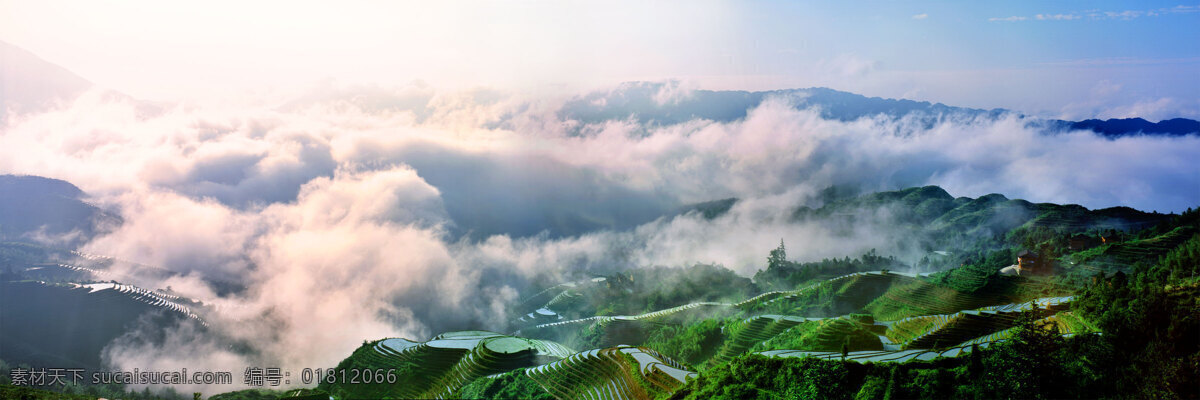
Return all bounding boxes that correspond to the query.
[558,82,1199,138]
[559,83,1004,126]
[1057,117,1200,138]
[2,41,1196,138]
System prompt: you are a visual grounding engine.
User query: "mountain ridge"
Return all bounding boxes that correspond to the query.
[0,174,120,246]
[559,82,1199,138]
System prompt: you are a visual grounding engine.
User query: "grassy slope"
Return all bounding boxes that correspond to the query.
[1069,226,1196,272]
[453,368,553,400]
[749,319,882,353]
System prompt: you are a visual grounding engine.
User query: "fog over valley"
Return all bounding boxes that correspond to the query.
[0,5,1198,396]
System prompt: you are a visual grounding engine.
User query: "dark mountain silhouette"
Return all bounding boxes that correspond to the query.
[1060,118,1200,137]
[0,175,120,246]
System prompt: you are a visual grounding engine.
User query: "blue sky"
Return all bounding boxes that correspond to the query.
[1,0,1197,118]
[715,1,1200,118]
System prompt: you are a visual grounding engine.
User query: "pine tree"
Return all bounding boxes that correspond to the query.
[767,239,788,271]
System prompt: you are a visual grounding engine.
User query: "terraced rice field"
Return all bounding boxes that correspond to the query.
[755,300,1086,362]
[70,281,206,325]
[519,301,733,335]
[519,277,607,308]
[332,331,575,399]
[706,313,893,366]
[708,315,825,365]
[56,263,112,278]
[1040,311,1097,334]
[953,311,1095,348]
[889,311,1019,349]
[737,271,923,310]
[1075,227,1196,270]
[764,318,884,351]
[523,270,922,337]
[526,346,696,400]
[884,296,1073,349]
[758,341,999,363]
[509,276,1089,398]
[862,277,1019,321]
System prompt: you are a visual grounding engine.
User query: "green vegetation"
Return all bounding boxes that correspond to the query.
[750,318,882,353]
[8,185,1196,400]
[668,313,1130,400]
[1071,226,1195,271]
[453,368,553,400]
[881,298,1075,350]
[667,355,862,400]
[708,315,820,366]
[669,208,1200,399]
[640,318,730,368]
[521,263,755,324]
[1068,231,1200,398]
[862,278,1005,321]
[526,346,695,400]
[746,270,907,316]
[1040,311,1097,334]
[318,332,573,400]
[0,384,98,400]
[754,245,907,291]
[208,204,1200,399]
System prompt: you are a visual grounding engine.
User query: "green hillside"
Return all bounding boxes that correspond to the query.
[1069,226,1196,271]
[3,184,1191,400]
[525,346,696,400]
[318,331,573,400]
[748,318,883,353]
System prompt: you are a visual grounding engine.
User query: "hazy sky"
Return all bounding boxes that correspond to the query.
[2,1,1198,117]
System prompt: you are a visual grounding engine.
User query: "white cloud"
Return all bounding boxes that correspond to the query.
[988,16,1028,22]
[911,13,928,20]
[2,83,1199,393]
[653,80,698,106]
[1035,13,1080,20]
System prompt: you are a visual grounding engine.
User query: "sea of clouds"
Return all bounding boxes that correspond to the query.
[2,82,1198,392]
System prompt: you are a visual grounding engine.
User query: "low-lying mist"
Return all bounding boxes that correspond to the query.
[2,82,1198,392]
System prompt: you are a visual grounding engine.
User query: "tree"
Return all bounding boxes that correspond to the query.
[882,366,903,400]
[978,303,1067,399]
[767,239,787,271]
[969,342,981,378]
